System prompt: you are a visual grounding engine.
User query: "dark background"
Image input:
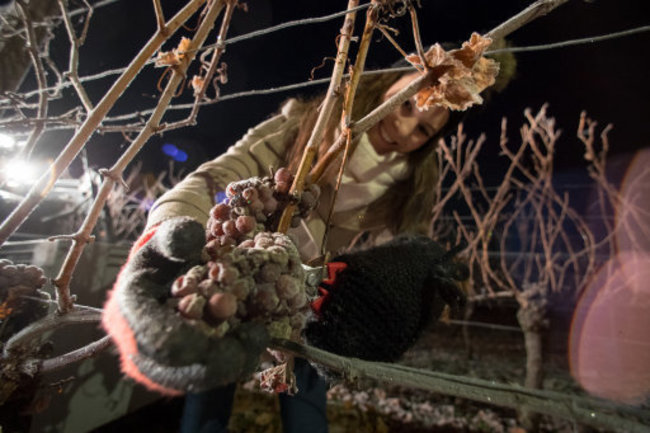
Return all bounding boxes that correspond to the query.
[25,0,650,184]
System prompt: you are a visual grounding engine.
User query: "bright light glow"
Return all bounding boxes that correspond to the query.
[0,133,16,150]
[570,253,650,404]
[2,159,37,186]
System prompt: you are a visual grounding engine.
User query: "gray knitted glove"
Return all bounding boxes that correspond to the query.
[102,217,269,395]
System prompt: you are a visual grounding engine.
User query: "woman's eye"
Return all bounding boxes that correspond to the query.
[402,99,412,110]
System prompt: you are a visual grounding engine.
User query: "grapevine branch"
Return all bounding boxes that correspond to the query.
[52,0,228,314]
[57,0,94,113]
[407,3,427,69]
[15,0,50,159]
[38,335,112,374]
[2,2,371,107]
[153,0,166,35]
[271,338,649,433]
[0,0,208,247]
[321,0,380,256]
[310,0,571,184]
[157,0,238,133]
[276,0,360,233]
[4,25,647,134]
[3,308,102,357]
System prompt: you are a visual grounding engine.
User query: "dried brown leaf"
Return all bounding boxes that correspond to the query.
[154,36,192,68]
[190,75,205,96]
[177,36,192,60]
[155,51,180,67]
[413,33,499,111]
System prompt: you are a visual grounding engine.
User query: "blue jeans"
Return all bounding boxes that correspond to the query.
[180,358,328,433]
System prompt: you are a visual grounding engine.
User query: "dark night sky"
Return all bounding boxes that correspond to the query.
[35,0,650,184]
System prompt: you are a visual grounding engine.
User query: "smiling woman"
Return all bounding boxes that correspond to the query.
[138,44,513,429]
[368,72,451,155]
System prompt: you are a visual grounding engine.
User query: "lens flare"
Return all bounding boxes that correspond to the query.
[616,148,650,253]
[569,252,650,404]
[1,159,37,186]
[0,132,15,149]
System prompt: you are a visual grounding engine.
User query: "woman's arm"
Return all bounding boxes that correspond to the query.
[147,101,302,229]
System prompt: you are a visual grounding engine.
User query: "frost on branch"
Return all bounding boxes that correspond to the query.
[408,33,499,111]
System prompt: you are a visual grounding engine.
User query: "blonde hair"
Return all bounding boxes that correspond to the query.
[284,71,440,236]
[282,44,516,237]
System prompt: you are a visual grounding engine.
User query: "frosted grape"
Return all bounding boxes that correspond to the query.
[274,167,293,184]
[235,215,256,234]
[207,292,238,321]
[178,293,206,319]
[211,203,231,221]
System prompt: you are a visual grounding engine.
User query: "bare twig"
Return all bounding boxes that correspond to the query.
[15,0,49,159]
[153,0,166,34]
[57,0,94,113]
[341,3,379,127]
[277,0,360,233]
[38,335,112,374]
[320,1,380,254]
[485,0,570,41]
[0,0,208,249]
[311,0,568,180]
[376,24,415,67]
[407,3,427,69]
[160,0,238,132]
[3,308,102,357]
[51,0,224,314]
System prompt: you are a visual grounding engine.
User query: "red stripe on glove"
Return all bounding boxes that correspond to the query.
[310,261,347,317]
[102,224,183,396]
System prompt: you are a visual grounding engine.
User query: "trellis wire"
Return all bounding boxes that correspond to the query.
[4,9,648,107]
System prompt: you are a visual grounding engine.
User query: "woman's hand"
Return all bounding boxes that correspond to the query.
[102,217,269,395]
[304,235,467,362]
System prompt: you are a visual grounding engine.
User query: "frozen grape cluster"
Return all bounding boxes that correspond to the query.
[171,168,320,341]
[205,167,321,246]
[0,259,48,306]
[0,259,49,336]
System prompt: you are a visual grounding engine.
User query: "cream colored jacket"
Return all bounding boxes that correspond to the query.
[147,100,387,261]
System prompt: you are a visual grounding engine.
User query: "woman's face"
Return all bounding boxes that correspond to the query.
[367,72,450,156]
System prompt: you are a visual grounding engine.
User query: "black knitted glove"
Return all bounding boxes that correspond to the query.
[304,235,467,362]
[102,217,269,395]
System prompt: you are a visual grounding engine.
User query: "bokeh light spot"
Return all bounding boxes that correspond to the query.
[162,143,179,157]
[161,143,188,162]
[616,148,650,253]
[175,150,188,162]
[569,252,650,404]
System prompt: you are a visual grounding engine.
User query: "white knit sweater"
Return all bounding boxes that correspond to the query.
[333,132,411,214]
